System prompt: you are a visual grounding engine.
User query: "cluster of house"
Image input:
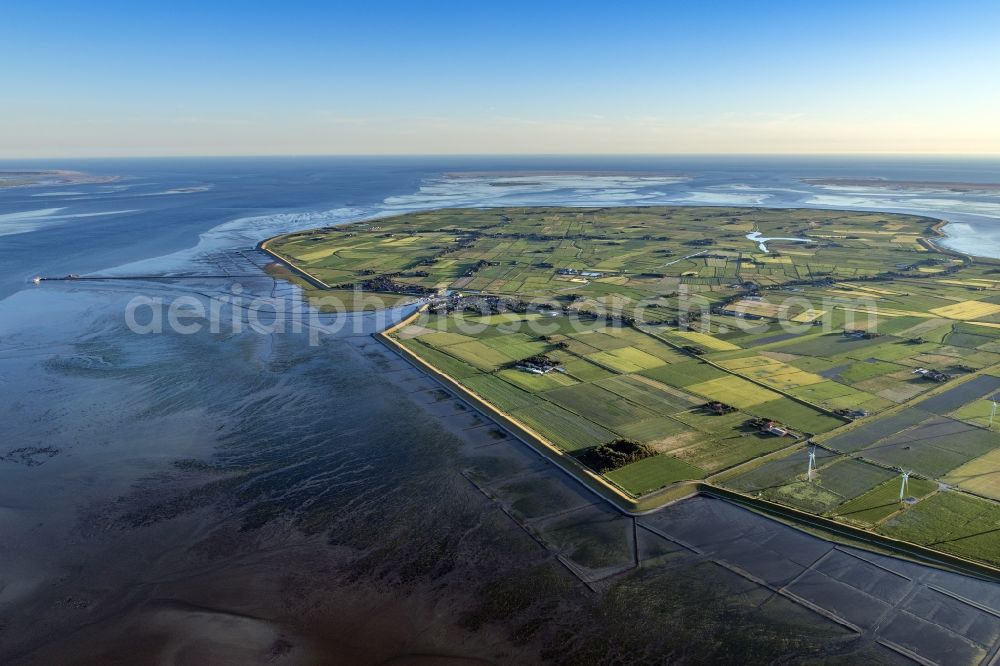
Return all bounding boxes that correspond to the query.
[515,355,561,375]
[339,275,435,296]
[913,367,951,383]
[712,307,764,321]
[556,268,605,278]
[833,408,869,420]
[703,405,795,437]
[429,292,520,315]
[843,329,883,340]
[745,416,795,437]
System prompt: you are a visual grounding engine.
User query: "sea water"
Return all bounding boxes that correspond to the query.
[3,155,1000,662]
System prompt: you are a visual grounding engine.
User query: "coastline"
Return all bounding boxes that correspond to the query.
[259,204,1000,580]
[376,308,1000,582]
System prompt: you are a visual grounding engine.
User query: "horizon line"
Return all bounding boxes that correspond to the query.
[3,152,1000,162]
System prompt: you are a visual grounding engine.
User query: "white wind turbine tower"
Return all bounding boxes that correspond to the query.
[899,470,910,502]
[990,399,997,428]
[807,447,817,482]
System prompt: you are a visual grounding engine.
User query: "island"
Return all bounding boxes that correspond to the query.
[0,169,118,188]
[264,206,1000,575]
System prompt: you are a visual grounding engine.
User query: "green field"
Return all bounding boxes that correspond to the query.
[830,476,938,527]
[606,455,706,495]
[269,206,1000,569]
[879,491,1000,567]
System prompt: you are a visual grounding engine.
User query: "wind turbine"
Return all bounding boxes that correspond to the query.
[807,447,817,482]
[990,400,997,428]
[899,470,910,502]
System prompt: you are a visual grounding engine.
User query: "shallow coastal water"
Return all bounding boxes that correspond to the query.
[3,156,1000,663]
[3,156,1000,301]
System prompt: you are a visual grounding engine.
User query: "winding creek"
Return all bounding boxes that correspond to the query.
[745,230,811,253]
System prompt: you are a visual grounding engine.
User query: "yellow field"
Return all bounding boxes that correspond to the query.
[833,282,902,296]
[686,376,781,408]
[727,298,786,318]
[754,371,822,391]
[791,308,827,323]
[829,228,897,236]
[670,331,741,351]
[297,247,339,262]
[588,347,667,373]
[717,356,775,371]
[929,300,1000,320]
[718,356,826,389]
[952,400,996,427]
[837,306,933,318]
[944,448,1000,500]
[827,290,886,299]
[757,255,793,264]
[937,279,1000,289]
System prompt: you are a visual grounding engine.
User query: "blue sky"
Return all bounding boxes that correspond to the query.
[2,1,999,156]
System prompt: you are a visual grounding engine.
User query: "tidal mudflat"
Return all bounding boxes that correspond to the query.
[0,270,922,665]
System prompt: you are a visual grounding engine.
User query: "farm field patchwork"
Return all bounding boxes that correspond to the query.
[396,311,840,493]
[269,206,1000,569]
[857,416,997,478]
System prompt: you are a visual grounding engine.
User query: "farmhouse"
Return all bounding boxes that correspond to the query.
[913,368,951,382]
[746,416,794,437]
[762,421,791,437]
[834,408,869,420]
[515,354,560,375]
[557,268,605,278]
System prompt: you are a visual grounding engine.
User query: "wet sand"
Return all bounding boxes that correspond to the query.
[0,280,552,664]
[804,178,1000,192]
